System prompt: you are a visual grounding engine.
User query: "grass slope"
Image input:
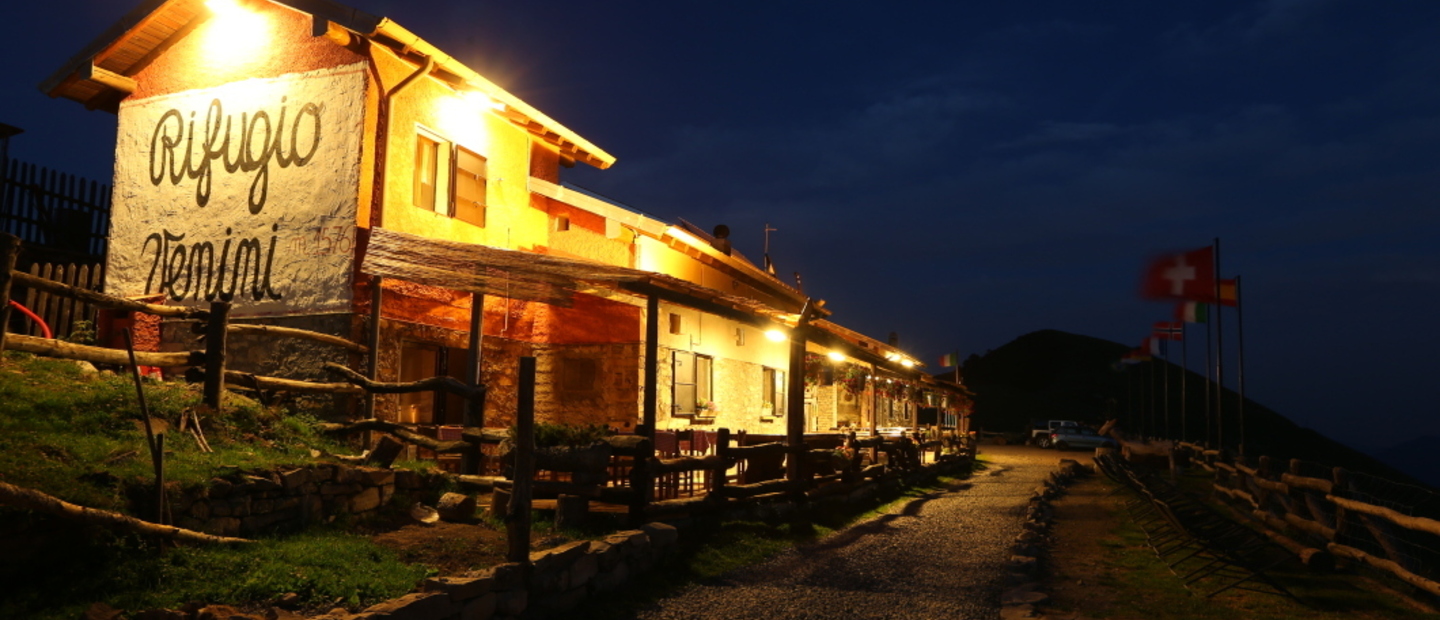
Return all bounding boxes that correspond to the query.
[0,352,430,618]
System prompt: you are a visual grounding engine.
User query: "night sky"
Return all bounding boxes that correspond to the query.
[4,1,1439,453]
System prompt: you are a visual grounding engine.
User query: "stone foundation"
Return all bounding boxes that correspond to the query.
[165,464,443,537]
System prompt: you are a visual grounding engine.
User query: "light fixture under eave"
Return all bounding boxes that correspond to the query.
[827,351,845,362]
[463,90,507,112]
[202,0,269,64]
[765,329,787,343]
[900,359,915,368]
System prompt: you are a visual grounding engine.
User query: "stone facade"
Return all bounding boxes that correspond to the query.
[166,464,443,537]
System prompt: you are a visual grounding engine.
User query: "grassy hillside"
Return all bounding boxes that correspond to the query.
[0,351,430,618]
[960,329,1418,484]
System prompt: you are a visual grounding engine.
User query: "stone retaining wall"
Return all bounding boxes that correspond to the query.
[305,522,680,620]
[166,464,442,537]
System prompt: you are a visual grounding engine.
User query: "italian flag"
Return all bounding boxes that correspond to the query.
[1176,301,1208,323]
[939,352,960,367]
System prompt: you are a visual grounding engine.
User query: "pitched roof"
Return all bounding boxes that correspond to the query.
[40,0,614,170]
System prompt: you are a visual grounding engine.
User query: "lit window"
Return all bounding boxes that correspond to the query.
[413,130,449,214]
[414,127,486,227]
[762,366,786,417]
[454,146,487,227]
[398,342,467,425]
[672,351,713,416]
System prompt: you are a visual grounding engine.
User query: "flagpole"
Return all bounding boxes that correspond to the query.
[1236,275,1246,457]
[1213,237,1225,453]
[1148,358,1156,440]
[1204,302,1213,447]
[1180,322,1187,443]
[1162,338,1171,440]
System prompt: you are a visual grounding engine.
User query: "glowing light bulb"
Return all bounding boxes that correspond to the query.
[765,330,786,343]
[827,351,845,362]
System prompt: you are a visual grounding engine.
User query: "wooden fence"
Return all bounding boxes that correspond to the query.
[13,261,103,340]
[1181,442,1440,596]
[0,159,110,264]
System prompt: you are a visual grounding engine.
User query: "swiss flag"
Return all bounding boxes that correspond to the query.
[1141,246,1215,301]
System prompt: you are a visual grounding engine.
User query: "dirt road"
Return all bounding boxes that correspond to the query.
[628,444,1066,620]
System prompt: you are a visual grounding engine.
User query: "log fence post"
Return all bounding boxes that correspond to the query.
[629,423,653,527]
[0,233,19,354]
[712,428,730,498]
[507,356,535,565]
[203,301,231,414]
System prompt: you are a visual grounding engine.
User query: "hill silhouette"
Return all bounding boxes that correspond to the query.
[957,329,1419,484]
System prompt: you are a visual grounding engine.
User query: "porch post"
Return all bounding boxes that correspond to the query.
[786,300,814,486]
[463,292,486,474]
[364,275,383,420]
[642,294,659,436]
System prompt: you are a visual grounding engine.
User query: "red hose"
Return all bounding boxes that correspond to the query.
[8,300,53,340]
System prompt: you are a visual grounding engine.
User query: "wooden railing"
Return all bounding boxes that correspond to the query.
[1180,442,1440,596]
[0,232,480,425]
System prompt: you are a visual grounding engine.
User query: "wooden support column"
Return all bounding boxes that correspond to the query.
[462,292,485,474]
[507,356,536,565]
[0,233,19,354]
[643,294,659,434]
[786,329,807,485]
[712,428,731,497]
[630,294,658,525]
[364,275,383,421]
[202,301,231,413]
[785,300,814,488]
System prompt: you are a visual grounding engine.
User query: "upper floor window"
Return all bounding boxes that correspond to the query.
[414,127,487,227]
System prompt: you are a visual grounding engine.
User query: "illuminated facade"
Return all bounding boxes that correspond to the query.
[43,0,959,436]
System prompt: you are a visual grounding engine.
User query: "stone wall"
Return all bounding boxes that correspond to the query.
[167,464,442,537]
[308,522,680,620]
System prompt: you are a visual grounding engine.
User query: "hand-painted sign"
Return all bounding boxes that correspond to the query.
[109,63,366,316]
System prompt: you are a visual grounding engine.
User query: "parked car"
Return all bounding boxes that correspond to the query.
[1048,427,1116,450]
[1029,419,1080,448]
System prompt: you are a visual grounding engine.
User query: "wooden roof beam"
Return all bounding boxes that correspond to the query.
[82,64,137,94]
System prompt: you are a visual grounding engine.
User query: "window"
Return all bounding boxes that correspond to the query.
[398,342,469,425]
[668,313,683,335]
[554,214,571,232]
[413,128,486,227]
[672,351,713,416]
[454,146,487,226]
[414,130,450,214]
[762,366,786,417]
[735,327,745,346]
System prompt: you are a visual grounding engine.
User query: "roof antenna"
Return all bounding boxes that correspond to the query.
[763,223,778,274]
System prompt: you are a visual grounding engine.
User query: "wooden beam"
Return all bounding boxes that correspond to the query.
[1330,543,1440,597]
[1281,473,1332,494]
[13,271,206,319]
[228,323,367,353]
[82,64,137,94]
[224,371,363,394]
[1328,494,1440,537]
[7,333,200,367]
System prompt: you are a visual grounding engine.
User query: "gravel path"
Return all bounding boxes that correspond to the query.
[630,445,1061,620]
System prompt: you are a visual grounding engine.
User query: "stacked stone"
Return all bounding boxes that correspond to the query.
[169,465,438,537]
[1001,458,1091,620]
[310,522,679,620]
